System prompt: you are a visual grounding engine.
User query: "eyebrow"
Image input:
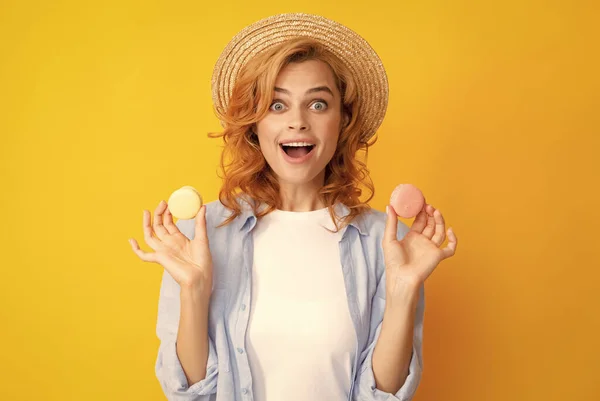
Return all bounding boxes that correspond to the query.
[273,86,334,97]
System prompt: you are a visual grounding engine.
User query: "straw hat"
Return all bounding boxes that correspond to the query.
[211,13,389,143]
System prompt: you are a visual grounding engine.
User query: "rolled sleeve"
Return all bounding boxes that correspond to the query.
[153,218,219,400]
[155,337,218,399]
[154,268,219,400]
[353,280,425,401]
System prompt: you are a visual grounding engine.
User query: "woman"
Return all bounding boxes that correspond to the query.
[129,13,458,401]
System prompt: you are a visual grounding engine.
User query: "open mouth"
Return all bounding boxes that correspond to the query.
[280,144,316,159]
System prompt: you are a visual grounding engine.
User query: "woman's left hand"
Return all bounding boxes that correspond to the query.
[383,203,458,295]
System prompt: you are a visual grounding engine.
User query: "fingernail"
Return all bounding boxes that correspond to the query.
[386,206,389,215]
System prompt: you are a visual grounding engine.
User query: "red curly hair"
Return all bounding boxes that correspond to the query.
[208,37,379,233]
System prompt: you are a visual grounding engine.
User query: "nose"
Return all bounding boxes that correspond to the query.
[287,108,309,132]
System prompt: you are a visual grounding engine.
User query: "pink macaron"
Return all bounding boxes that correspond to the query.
[389,184,425,218]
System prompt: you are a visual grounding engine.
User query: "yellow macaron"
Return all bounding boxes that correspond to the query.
[167,186,203,219]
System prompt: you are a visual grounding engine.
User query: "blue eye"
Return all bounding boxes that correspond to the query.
[311,101,328,111]
[270,101,285,111]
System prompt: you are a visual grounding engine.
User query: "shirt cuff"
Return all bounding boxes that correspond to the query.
[356,343,422,401]
[155,338,219,397]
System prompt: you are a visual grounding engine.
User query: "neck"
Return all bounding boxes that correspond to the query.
[277,175,326,212]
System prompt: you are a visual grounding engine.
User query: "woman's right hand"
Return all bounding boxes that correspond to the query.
[129,200,213,295]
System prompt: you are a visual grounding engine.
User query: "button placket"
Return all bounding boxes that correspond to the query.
[238,229,255,399]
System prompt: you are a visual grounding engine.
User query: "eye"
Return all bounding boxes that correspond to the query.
[269,101,285,112]
[311,100,328,111]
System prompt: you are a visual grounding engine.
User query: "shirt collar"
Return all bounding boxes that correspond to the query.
[233,195,368,237]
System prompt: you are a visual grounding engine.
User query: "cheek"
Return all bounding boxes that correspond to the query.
[324,112,343,132]
[322,118,341,145]
[255,122,277,147]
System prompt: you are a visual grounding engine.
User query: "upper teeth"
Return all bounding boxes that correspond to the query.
[281,142,314,147]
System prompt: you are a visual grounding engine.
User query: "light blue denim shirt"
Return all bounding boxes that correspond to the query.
[154,196,425,401]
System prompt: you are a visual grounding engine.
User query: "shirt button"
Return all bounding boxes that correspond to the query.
[241,303,246,311]
[237,347,244,354]
[242,388,248,394]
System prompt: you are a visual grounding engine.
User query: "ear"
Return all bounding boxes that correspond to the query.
[341,112,350,128]
[248,124,258,137]
[246,125,259,147]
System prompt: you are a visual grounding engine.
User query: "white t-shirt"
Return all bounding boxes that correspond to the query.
[247,206,357,400]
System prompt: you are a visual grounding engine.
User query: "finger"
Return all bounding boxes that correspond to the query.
[383,205,398,243]
[410,206,429,234]
[440,227,458,260]
[153,200,169,239]
[193,205,209,246]
[422,204,436,239]
[431,209,446,247]
[143,210,160,251]
[129,238,158,263]
[163,206,178,235]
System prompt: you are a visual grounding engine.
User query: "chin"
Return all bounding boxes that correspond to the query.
[275,169,320,185]
[277,174,314,185]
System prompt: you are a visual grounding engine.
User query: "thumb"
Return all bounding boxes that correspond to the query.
[193,205,209,244]
[383,204,398,244]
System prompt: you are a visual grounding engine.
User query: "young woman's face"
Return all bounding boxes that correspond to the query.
[255,59,344,187]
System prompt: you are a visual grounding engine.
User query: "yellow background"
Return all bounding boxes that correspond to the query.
[1,0,598,400]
